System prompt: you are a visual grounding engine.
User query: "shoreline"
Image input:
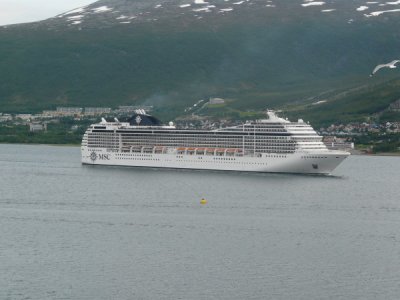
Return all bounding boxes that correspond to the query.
[1,143,399,156]
[0,142,80,147]
[351,149,400,156]
[357,152,400,157]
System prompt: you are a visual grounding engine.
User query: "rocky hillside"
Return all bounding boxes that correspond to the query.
[1,0,400,122]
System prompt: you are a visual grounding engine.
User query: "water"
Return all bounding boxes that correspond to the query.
[0,144,399,300]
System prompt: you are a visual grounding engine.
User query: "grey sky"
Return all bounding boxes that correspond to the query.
[0,0,96,26]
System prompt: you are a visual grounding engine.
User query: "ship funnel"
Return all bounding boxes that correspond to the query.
[134,109,147,115]
[101,118,107,124]
[114,118,120,123]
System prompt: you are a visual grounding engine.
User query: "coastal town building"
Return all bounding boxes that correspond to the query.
[84,107,112,116]
[16,114,32,121]
[114,105,153,114]
[322,136,354,151]
[0,113,12,122]
[209,97,225,105]
[29,123,47,132]
[42,111,58,118]
[56,107,83,116]
[389,99,400,111]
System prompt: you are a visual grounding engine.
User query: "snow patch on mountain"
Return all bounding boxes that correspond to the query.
[43,0,400,30]
[116,15,128,19]
[193,7,212,12]
[92,6,113,13]
[63,7,87,16]
[67,15,84,20]
[364,8,400,16]
[302,2,326,7]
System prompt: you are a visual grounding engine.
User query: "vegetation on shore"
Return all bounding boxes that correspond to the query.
[354,133,400,154]
[1,7,400,120]
[1,116,399,154]
[0,118,89,145]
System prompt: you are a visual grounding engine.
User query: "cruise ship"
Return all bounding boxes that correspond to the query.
[81,110,349,174]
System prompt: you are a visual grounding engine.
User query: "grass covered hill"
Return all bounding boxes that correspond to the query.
[1,0,400,122]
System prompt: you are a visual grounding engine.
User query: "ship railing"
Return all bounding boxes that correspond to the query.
[175,147,243,156]
[130,146,142,153]
[142,146,154,153]
[122,145,169,154]
[195,147,206,155]
[121,145,132,153]
[120,145,246,156]
[153,146,168,154]
[205,148,216,155]
[120,144,140,153]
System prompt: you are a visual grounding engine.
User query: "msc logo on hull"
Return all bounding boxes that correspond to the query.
[90,151,110,162]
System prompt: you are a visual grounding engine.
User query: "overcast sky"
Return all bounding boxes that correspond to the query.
[0,0,96,26]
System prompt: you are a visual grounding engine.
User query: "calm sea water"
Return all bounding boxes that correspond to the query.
[0,144,399,300]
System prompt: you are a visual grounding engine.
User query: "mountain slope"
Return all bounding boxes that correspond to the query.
[1,0,400,121]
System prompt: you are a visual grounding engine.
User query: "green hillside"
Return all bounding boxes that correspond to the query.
[1,0,400,123]
[283,78,400,126]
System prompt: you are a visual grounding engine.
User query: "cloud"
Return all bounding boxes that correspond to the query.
[0,0,95,26]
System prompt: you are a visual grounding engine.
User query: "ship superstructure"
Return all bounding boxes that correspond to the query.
[81,111,349,174]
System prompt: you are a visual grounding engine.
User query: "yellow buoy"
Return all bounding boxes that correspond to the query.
[200,198,208,205]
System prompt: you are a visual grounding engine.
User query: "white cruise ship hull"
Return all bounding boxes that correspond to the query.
[81,148,348,175]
